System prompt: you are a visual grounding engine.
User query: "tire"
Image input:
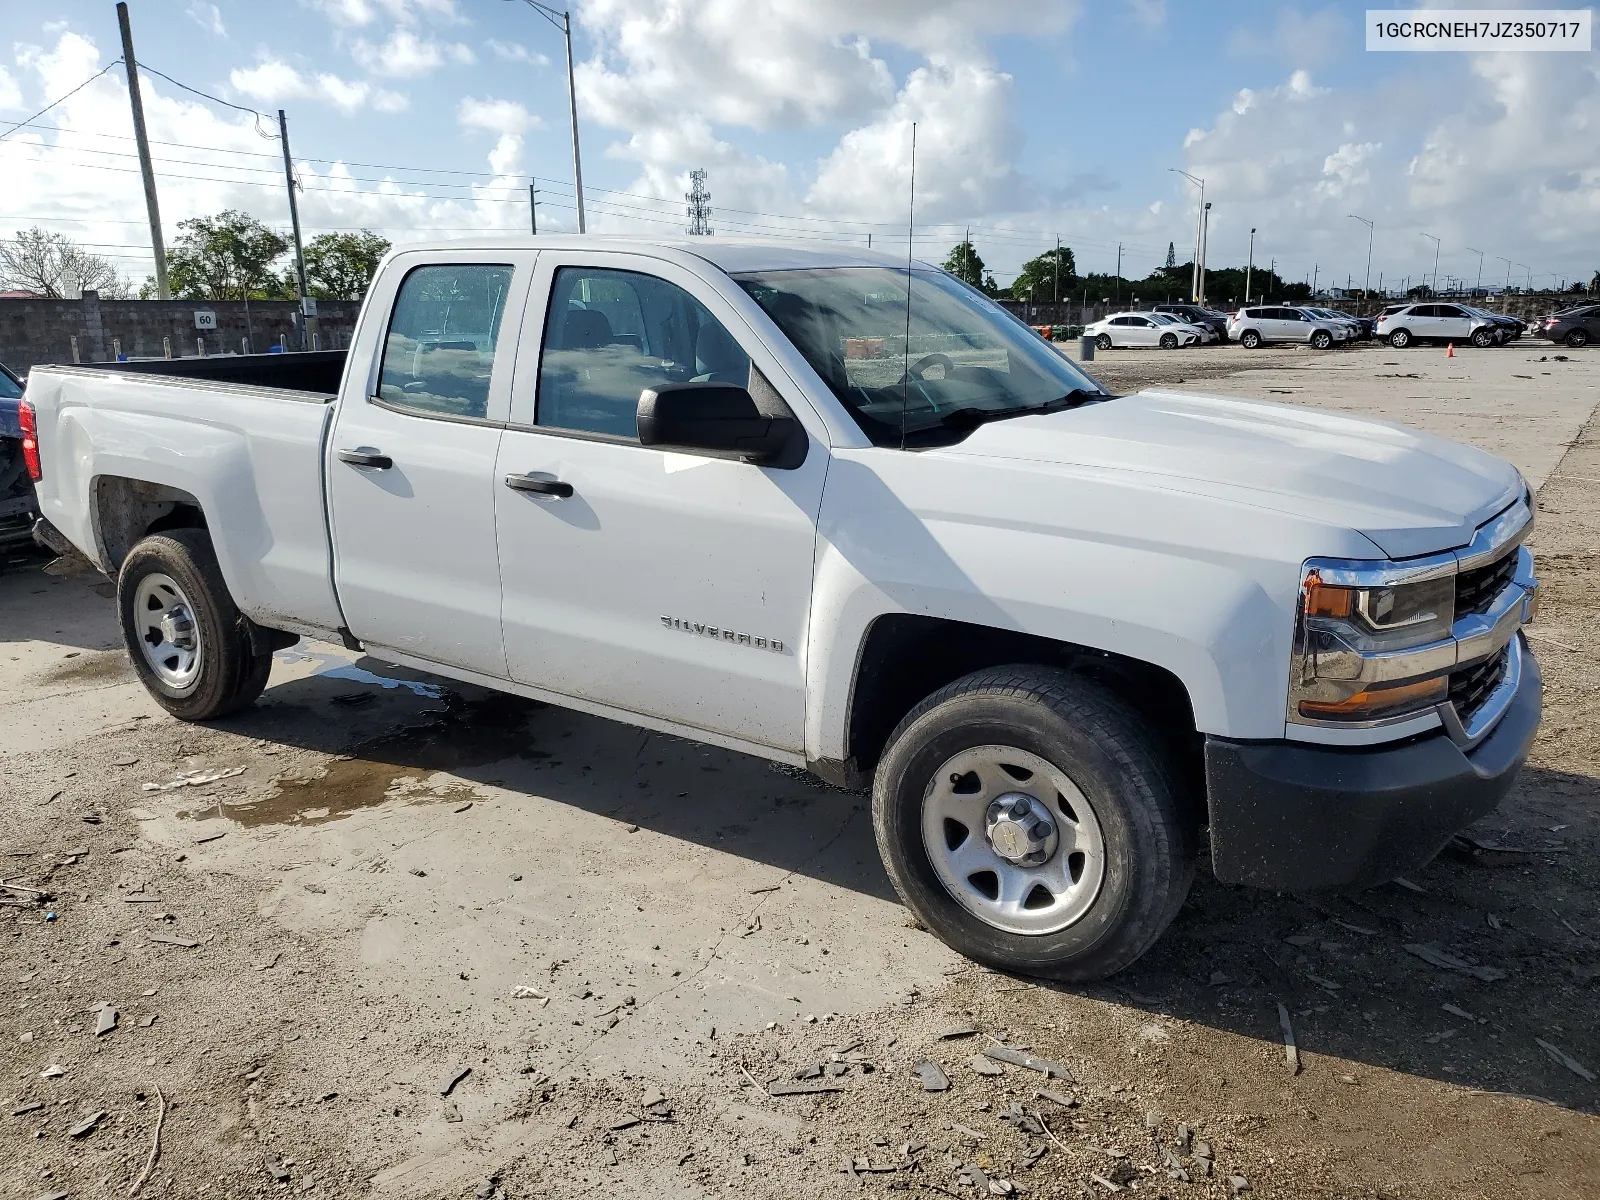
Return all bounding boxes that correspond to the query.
[1388,328,1412,348]
[872,665,1195,981]
[1568,329,1590,348]
[1159,333,1177,349]
[1096,333,1113,351]
[1471,327,1495,349]
[118,529,274,721]
[1239,330,1261,349]
[1311,330,1333,350]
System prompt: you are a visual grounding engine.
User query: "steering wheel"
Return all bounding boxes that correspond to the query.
[897,352,956,384]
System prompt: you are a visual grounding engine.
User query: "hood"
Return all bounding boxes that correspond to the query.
[937,389,1522,559]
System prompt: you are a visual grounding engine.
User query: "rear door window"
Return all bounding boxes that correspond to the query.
[376,264,514,421]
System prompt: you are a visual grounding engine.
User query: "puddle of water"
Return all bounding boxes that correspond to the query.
[209,691,547,828]
[33,650,136,687]
[273,647,446,699]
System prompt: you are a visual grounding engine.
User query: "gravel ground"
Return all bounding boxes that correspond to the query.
[2,344,1596,1199]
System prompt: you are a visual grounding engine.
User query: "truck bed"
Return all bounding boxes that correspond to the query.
[86,349,347,397]
[25,363,346,636]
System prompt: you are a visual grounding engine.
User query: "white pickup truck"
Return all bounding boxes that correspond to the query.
[22,238,1541,980]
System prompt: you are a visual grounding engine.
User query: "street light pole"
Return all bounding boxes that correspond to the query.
[1496,255,1513,295]
[1348,214,1373,297]
[1421,232,1440,294]
[1168,167,1205,302]
[507,1,586,233]
[1197,202,1212,305]
[1466,246,1485,296]
[1245,227,1256,305]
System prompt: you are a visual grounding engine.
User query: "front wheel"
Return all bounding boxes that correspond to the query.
[118,529,273,721]
[1568,329,1590,348]
[1239,330,1261,349]
[1471,327,1495,348]
[1388,328,1412,348]
[1096,333,1113,351]
[872,666,1195,981]
[1311,330,1333,350]
[1159,333,1178,349]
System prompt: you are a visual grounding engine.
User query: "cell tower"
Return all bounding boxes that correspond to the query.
[685,168,713,236]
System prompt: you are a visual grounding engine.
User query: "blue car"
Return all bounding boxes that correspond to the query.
[1,360,39,550]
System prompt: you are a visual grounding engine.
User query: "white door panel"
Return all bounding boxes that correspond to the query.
[495,250,828,752]
[328,252,535,678]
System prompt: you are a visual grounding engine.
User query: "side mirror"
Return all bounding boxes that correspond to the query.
[637,382,797,465]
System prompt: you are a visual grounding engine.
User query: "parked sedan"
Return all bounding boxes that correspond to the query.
[1540,303,1599,347]
[1150,311,1216,344]
[1085,312,1200,349]
[1227,305,1345,349]
[1376,302,1501,348]
[1152,302,1230,341]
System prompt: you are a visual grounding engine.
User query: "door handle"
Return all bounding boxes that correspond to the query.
[338,447,393,469]
[504,473,574,498]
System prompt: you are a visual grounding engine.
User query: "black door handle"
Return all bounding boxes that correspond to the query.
[337,447,393,469]
[504,474,574,498]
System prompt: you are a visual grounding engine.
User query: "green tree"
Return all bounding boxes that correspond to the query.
[302,230,391,299]
[1010,246,1077,303]
[163,210,289,300]
[942,239,986,288]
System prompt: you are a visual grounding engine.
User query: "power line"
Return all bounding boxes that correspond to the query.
[0,60,125,143]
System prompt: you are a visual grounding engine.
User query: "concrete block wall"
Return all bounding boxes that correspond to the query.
[0,293,364,374]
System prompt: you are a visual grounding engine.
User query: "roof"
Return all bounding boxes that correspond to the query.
[384,234,922,275]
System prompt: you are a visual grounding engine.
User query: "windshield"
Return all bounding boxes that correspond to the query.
[735,267,1107,446]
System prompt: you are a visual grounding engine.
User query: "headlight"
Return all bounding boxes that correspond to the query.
[1292,565,1455,723]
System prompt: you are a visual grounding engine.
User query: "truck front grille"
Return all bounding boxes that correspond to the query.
[1449,645,1509,722]
[1456,549,1518,618]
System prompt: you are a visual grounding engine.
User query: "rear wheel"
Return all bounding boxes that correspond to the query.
[1311,330,1333,350]
[118,529,273,721]
[872,666,1195,981]
[1239,330,1261,349]
[1159,333,1178,349]
[1096,333,1113,351]
[1568,329,1590,348]
[1388,328,1412,348]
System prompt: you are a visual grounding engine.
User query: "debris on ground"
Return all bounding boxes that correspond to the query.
[141,766,245,792]
[1535,1038,1595,1082]
[912,1060,951,1092]
[1278,1003,1301,1075]
[982,1043,1072,1079]
[1404,942,1508,982]
[441,1066,472,1096]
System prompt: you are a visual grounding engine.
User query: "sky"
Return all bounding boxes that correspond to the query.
[1,0,1596,296]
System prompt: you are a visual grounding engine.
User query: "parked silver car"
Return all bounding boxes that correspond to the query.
[1227,305,1345,349]
[1376,302,1501,349]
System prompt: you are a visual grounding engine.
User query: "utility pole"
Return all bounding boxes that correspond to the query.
[685,168,713,235]
[1053,235,1061,305]
[507,2,586,233]
[1197,202,1211,304]
[116,2,168,300]
[529,183,539,234]
[1422,232,1440,294]
[1114,243,1122,306]
[1311,263,1318,297]
[1348,214,1373,297]
[1169,168,1204,302]
[1268,257,1275,300]
[278,109,310,350]
[1245,227,1255,305]
[1496,255,1512,294]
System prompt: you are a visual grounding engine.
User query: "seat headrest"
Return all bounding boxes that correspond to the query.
[563,307,614,350]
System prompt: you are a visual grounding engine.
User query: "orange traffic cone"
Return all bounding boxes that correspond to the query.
[1447,342,1455,357]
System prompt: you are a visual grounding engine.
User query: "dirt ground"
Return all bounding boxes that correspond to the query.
[2,339,1596,1200]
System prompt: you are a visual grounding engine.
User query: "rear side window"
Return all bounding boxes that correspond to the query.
[377,264,514,421]
[536,266,750,440]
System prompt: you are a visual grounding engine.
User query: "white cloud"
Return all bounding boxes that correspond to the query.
[351,28,474,77]
[457,96,541,136]
[484,40,549,66]
[229,59,408,113]
[307,0,459,26]
[185,2,227,37]
[1124,0,1166,30]
[0,65,22,111]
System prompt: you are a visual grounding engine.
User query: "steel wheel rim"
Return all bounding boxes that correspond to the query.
[133,572,203,691]
[921,744,1107,936]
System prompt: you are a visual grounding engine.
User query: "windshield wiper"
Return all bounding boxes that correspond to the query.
[934,388,1106,430]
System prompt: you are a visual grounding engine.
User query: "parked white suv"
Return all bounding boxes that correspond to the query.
[1085,311,1200,349]
[1377,303,1502,349]
[1228,305,1346,349]
[22,237,1542,982]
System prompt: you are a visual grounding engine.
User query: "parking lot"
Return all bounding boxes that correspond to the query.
[2,339,1596,1198]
